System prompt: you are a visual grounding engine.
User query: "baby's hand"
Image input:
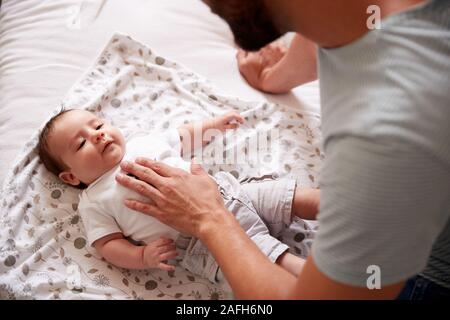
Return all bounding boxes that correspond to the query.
[213,111,245,131]
[143,237,179,271]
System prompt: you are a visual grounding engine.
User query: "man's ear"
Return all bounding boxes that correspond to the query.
[59,171,81,186]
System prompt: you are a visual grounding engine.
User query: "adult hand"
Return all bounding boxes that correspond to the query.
[237,34,318,94]
[115,158,230,238]
[237,41,288,93]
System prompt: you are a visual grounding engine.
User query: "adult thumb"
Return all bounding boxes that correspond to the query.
[190,157,206,175]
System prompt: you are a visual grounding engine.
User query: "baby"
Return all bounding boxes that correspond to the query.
[38,108,316,283]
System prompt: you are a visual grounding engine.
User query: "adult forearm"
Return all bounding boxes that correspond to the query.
[116,159,297,297]
[200,209,298,299]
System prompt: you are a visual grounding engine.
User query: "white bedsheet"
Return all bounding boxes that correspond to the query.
[0,0,320,185]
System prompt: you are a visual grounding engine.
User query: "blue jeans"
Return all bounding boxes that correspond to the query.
[397,275,450,300]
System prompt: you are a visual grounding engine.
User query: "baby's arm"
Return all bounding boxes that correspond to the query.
[94,233,178,271]
[177,111,245,156]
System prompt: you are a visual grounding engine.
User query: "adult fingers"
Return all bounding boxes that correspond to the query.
[135,158,186,178]
[116,172,163,201]
[119,160,166,189]
[236,48,248,61]
[237,49,259,69]
[190,158,208,176]
[236,50,264,90]
[123,199,163,219]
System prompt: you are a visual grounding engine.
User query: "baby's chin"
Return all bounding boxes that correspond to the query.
[106,144,126,169]
[86,145,126,185]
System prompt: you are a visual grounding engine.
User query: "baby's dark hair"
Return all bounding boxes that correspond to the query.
[37,108,87,189]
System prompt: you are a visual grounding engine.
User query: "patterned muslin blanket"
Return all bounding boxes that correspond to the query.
[0,33,323,299]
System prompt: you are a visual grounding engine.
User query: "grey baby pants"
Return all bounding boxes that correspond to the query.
[177,171,297,284]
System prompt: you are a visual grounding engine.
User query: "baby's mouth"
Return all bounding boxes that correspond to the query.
[102,140,113,153]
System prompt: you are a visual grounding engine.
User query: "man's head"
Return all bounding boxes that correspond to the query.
[203,0,284,51]
[38,109,126,188]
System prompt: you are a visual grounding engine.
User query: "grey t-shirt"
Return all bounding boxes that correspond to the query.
[312,0,450,288]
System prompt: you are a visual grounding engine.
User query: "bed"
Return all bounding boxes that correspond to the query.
[0,0,322,300]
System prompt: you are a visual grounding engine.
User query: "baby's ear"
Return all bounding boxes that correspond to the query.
[59,171,81,186]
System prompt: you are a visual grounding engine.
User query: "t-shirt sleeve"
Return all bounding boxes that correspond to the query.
[312,135,450,287]
[78,199,122,247]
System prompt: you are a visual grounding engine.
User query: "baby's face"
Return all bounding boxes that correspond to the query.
[50,109,125,186]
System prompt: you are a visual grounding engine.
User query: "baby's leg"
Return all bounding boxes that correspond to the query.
[291,187,320,220]
[239,178,296,238]
[276,250,305,277]
[240,178,320,234]
[217,173,307,278]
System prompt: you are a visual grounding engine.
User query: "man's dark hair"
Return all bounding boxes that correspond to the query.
[205,0,283,51]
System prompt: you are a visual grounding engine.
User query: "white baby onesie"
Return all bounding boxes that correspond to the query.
[78,129,190,247]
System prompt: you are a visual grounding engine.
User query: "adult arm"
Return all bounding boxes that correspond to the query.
[116,148,442,298]
[187,199,404,299]
[237,33,318,93]
[115,159,298,298]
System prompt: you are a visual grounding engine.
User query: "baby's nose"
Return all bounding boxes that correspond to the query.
[95,132,105,142]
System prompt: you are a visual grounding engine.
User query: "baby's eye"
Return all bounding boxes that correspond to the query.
[96,124,103,130]
[77,140,86,151]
